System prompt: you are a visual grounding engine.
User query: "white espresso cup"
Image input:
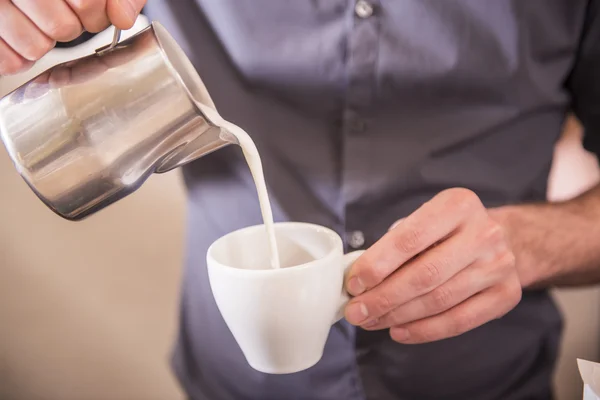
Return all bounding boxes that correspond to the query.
[207,222,364,374]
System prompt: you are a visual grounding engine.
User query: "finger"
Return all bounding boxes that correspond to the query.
[362,249,516,330]
[347,188,485,295]
[31,69,52,85]
[389,275,522,344]
[65,0,110,33]
[12,0,82,42]
[388,218,405,231]
[0,38,32,75]
[345,223,483,325]
[0,1,55,61]
[48,66,73,88]
[106,0,146,30]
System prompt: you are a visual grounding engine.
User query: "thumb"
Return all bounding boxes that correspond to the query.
[107,0,146,30]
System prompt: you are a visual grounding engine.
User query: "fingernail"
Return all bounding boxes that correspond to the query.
[347,276,365,295]
[346,302,369,324]
[120,0,138,22]
[392,328,410,342]
[362,319,379,329]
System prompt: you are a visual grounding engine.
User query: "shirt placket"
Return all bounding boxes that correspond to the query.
[342,0,381,251]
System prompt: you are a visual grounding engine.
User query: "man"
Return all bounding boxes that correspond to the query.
[1,1,599,399]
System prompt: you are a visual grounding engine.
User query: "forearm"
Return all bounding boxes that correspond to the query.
[490,183,600,289]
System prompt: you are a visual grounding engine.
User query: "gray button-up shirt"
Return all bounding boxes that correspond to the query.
[144,1,600,399]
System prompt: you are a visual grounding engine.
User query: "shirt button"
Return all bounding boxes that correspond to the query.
[348,231,366,249]
[349,117,366,133]
[354,0,374,18]
[343,109,367,134]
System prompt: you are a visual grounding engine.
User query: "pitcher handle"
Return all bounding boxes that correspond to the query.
[95,27,122,55]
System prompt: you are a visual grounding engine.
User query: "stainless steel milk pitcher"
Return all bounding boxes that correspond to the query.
[0,22,236,220]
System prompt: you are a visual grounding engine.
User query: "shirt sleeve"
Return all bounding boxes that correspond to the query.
[566,0,600,158]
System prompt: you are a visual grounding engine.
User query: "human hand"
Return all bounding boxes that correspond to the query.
[343,188,522,344]
[0,0,146,75]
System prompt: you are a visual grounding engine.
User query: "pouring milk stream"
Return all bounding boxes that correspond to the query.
[201,107,282,270]
[228,124,282,269]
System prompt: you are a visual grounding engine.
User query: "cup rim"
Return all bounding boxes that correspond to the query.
[207,222,343,275]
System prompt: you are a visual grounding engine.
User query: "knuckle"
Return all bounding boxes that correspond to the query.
[424,329,442,343]
[452,310,476,336]
[85,22,110,34]
[390,329,406,343]
[385,307,406,326]
[353,258,382,288]
[511,283,523,307]
[392,227,422,254]
[22,38,54,61]
[411,260,442,292]
[457,188,481,207]
[488,249,516,275]
[498,250,516,269]
[506,278,522,307]
[46,18,81,41]
[429,285,453,311]
[483,220,506,246]
[494,278,522,320]
[373,292,394,315]
[394,328,424,343]
[67,0,93,13]
[67,0,110,32]
[0,62,21,75]
[412,324,440,343]
[442,188,482,213]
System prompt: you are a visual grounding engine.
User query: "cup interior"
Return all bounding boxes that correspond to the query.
[208,222,342,270]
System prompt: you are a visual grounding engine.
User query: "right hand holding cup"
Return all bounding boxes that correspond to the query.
[0,0,147,75]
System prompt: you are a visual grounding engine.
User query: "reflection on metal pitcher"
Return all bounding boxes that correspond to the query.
[0,22,236,220]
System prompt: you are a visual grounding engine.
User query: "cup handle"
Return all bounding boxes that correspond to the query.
[95,27,122,55]
[332,250,365,324]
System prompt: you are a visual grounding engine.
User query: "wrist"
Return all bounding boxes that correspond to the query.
[488,204,554,289]
[489,194,600,288]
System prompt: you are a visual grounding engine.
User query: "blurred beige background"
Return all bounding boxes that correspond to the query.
[1,18,599,400]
